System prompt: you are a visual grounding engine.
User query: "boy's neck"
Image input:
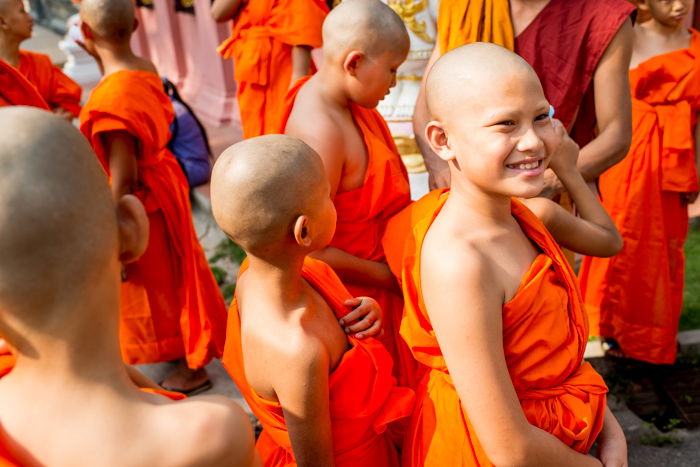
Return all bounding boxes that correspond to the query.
[245,253,309,306]
[445,174,515,227]
[0,34,22,67]
[95,42,142,76]
[641,18,688,39]
[313,66,354,110]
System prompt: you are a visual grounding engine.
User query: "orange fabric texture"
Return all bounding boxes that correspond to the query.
[578,30,700,365]
[278,76,416,386]
[437,0,514,54]
[0,59,49,109]
[393,190,607,466]
[218,0,327,138]
[80,71,226,368]
[222,257,415,466]
[18,50,81,117]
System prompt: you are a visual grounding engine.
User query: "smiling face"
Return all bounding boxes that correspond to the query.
[0,0,33,41]
[640,0,692,29]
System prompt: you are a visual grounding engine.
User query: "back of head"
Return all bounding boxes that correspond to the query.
[80,0,135,44]
[322,0,409,61]
[211,135,327,254]
[426,42,541,122]
[0,107,116,327]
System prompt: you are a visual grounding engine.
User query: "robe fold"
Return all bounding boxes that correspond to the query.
[0,59,49,109]
[278,76,417,386]
[217,0,328,138]
[437,0,514,54]
[222,257,414,466]
[80,71,226,369]
[393,190,607,466]
[579,29,700,365]
[514,0,635,144]
[18,50,82,117]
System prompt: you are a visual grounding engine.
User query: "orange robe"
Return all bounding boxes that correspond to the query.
[222,257,414,466]
[0,354,184,466]
[80,71,227,368]
[18,50,82,117]
[278,76,416,386]
[578,30,700,365]
[0,59,49,109]
[217,0,328,138]
[437,0,514,54]
[392,190,607,466]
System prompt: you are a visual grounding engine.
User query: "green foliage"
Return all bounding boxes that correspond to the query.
[682,220,700,331]
[639,420,684,447]
[208,238,247,305]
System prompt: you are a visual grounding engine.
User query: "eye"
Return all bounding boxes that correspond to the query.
[497,120,516,126]
[535,113,550,122]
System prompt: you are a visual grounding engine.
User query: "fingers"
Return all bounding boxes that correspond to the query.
[353,319,383,339]
[339,297,383,338]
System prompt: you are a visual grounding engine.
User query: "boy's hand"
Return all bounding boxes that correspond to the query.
[547,118,580,177]
[339,297,383,339]
[596,408,628,467]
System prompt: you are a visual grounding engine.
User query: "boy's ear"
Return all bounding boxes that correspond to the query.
[293,215,313,248]
[343,51,363,77]
[635,0,648,11]
[80,21,94,40]
[425,121,454,162]
[133,17,139,32]
[116,194,149,264]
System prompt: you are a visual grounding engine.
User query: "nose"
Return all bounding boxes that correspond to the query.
[390,73,397,89]
[516,126,544,154]
[672,1,686,13]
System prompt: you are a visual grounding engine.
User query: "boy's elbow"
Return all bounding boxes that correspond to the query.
[487,441,532,467]
[605,231,624,257]
[610,123,632,167]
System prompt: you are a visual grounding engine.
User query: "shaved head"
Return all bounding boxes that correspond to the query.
[211,135,327,253]
[323,0,409,60]
[80,0,135,43]
[426,43,542,121]
[0,107,116,322]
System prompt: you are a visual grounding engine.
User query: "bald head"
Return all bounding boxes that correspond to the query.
[211,135,327,253]
[80,0,135,43]
[426,43,542,121]
[323,0,409,60]
[0,107,116,321]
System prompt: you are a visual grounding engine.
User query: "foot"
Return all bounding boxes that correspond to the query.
[603,339,627,359]
[160,359,212,395]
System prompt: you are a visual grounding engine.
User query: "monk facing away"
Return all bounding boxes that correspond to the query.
[279,0,417,386]
[392,43,627,466]
[78,0,227,394]
[211,135,414,466]
[0,0,82,120]
[211,0,328,138]
[0,107,257,467]
[416,0,636,194]
[579,0,700,364]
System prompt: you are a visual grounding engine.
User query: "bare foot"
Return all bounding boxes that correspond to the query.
[160,359,212,395]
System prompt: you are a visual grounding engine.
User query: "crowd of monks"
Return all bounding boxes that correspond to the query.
[0,0,698,465]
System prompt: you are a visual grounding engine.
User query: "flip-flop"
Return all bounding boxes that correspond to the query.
[161,379,213,397]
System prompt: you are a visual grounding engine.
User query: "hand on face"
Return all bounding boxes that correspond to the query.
[546,118,580,178]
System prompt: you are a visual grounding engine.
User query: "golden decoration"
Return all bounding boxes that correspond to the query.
[387,0,434,44]
[394,135,426,173]
[180,0,194,7]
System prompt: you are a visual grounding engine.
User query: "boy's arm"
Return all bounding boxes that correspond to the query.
[210,0,246,22]
[101,130,139,202]
[595,406,628,467]
[422,248,603,467]
[542,19,633,197]
[290,46,312,87]
[522,120,623,258]
[273,337,335,467]
[310,247,398,291]
[413,45,450,190]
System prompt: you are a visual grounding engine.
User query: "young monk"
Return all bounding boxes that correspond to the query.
[0,107,258,467]
[211,0,328,138]
[0,0,82,120]
[78,0,227,394]
[579,0,699,364]
[211,134,414,465]
[416,0,636,193]
[389,43,627,466]
[0,58,48,108]
[279,0,416,386]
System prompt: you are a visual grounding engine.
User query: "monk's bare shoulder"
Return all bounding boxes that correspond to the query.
[152,394,258,466]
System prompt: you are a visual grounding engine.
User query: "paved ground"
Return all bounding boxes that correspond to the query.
[24,23,700,466]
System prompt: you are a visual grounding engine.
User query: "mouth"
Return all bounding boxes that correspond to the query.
[506,159,543,171]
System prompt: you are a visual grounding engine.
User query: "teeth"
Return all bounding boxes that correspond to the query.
[509,161,539,170]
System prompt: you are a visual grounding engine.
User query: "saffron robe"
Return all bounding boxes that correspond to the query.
[278,76,416,386]
[437,0,514,54]
[394,190,607,466]
[222,257,415,466]
[0,59,48,109]
[18,50,82,117]
[217,0,327,138]
[579,30,700,365]
[0,355,185,466]
[80,71,227,368]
